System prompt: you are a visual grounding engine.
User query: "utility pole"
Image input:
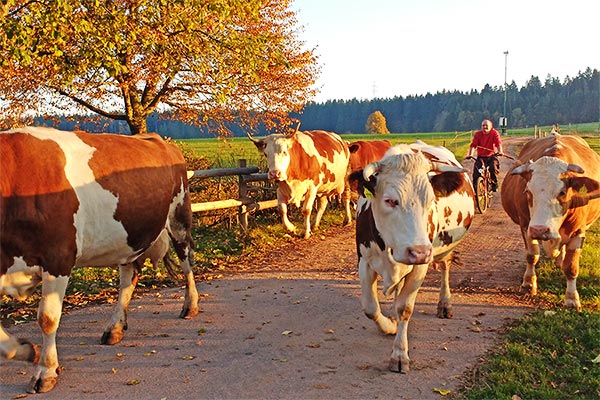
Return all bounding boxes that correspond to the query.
[502,50,509,135]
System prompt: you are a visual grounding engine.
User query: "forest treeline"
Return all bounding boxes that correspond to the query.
[41,67,599,137]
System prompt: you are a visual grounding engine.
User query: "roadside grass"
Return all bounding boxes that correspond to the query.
[456,221,600,399]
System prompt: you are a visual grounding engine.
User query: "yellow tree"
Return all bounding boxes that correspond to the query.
[366,110,390,134]
[0,0,319,135]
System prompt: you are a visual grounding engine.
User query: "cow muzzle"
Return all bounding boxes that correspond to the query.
[268,169,284,181]
[392,245,433,265]
[528,225,556,240]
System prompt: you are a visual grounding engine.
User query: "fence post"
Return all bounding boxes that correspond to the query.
[238,159,249,230]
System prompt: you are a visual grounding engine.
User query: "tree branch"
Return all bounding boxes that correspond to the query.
[55,87,127,120]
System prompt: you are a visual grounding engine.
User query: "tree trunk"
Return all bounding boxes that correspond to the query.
[128,117,148,135]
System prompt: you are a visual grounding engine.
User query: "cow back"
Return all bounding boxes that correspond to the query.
[1,127,189,277]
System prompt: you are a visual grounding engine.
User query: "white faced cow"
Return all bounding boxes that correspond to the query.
[349,142,475,373]
[0,127,199,393]
[248,127,351,238]
[501,133,600,311]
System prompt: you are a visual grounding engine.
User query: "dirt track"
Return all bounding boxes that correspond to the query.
[0,137,536,400]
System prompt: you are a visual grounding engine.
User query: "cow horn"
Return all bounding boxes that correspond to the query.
[511,161,533,175]
[246,131,261,144]
[566,163,585,174]
[284,121,301,138]
[363,162,379,181]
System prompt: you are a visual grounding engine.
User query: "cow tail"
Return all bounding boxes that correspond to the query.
[162,251,181,281]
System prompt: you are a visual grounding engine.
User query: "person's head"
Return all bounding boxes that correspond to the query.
[481,119,492,133]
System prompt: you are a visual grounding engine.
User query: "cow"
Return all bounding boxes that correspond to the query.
[501,133,600,311]
[247,127,351,239]
[348,139,392,172]
[349,141,475,373]
[0,126,199,393]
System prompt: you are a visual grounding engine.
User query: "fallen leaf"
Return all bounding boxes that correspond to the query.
[281,330,293,336]
[12,394,28,399]
[470,326,481,333]
[433,388,451,396]
[592,354,600,364]
[326,329,335,334]
[111,368,118,374]
[182,355,196,360]
[126,379,141,385]
[544,310,556,317]
[306,343,321,348]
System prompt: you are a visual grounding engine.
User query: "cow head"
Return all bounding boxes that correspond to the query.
[351,147,466,265]
[247,128,298,181]
[511,156,600,240]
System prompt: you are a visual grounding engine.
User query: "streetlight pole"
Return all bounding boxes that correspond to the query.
[502,50,509,135]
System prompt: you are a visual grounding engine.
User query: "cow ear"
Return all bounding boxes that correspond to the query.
[430,172,465,197]
[567,176,600,195]
[349,143,359,153]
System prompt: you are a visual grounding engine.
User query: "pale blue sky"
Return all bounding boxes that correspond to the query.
[293,0,599,102]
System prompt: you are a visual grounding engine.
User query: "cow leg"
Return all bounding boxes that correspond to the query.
[560,237,583,311]
[278,199,297,234]
[341,185,353,226]
[359,260,398,335]
[312,196,329,232]
[301,188,318,239]
[177,249,200,319]
[521,228,540,295]
[0,324,40,363]
[436,257,453,319]
[28,273,69,393]
[389,265,428,374]
[102,264,138,345]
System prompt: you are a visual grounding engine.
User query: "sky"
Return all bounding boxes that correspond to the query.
[293,0,599,103]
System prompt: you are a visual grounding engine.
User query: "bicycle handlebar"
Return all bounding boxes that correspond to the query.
[464,153,515,161]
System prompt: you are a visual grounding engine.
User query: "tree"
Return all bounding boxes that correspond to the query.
[365,110,389,134]
[0,0,319,135]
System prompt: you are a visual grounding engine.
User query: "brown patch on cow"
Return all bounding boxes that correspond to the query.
[348,140,391,171]
[437,230,453,246]
[304,130,346,163]
[1,133,79,277]
[399,305,413,321]
[431,172,466,197]
[286,138,321,184]
[82,133,188,252]
[38,312,58,335]
[456,211,463,225]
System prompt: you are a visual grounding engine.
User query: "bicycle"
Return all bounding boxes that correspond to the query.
[464,153,514,213]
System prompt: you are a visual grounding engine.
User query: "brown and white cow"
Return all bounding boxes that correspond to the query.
[501,133,600,311]
[0,127,199,393]
[349,142,475,373]
[348,139,392,172]
[248,127,351,238]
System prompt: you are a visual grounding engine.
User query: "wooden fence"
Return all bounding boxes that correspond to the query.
[187,159,278,229]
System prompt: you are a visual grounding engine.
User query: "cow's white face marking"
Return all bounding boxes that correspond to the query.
[21,128,133,265]
[260,135,292,181]
[525,157,571,238]
[366,151,435,264]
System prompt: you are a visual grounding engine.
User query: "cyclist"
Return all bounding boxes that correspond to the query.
[466,119,504,192]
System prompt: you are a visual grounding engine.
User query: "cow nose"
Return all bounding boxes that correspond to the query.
[529,225,550,239]
[405,245,432,265]
[268,170,282,180]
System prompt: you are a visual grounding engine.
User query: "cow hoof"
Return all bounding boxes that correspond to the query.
[521,285,537,296]
[27,375,58,393]
[564,300,582,312]
[389,358,409,374]
[101,329,124,345]
[436,303,453,319]
[180,306,200,319]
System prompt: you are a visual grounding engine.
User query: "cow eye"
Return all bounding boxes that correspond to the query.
[384,198,399,208]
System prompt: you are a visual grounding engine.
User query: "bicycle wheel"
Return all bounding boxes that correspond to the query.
[475,176,488,213]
